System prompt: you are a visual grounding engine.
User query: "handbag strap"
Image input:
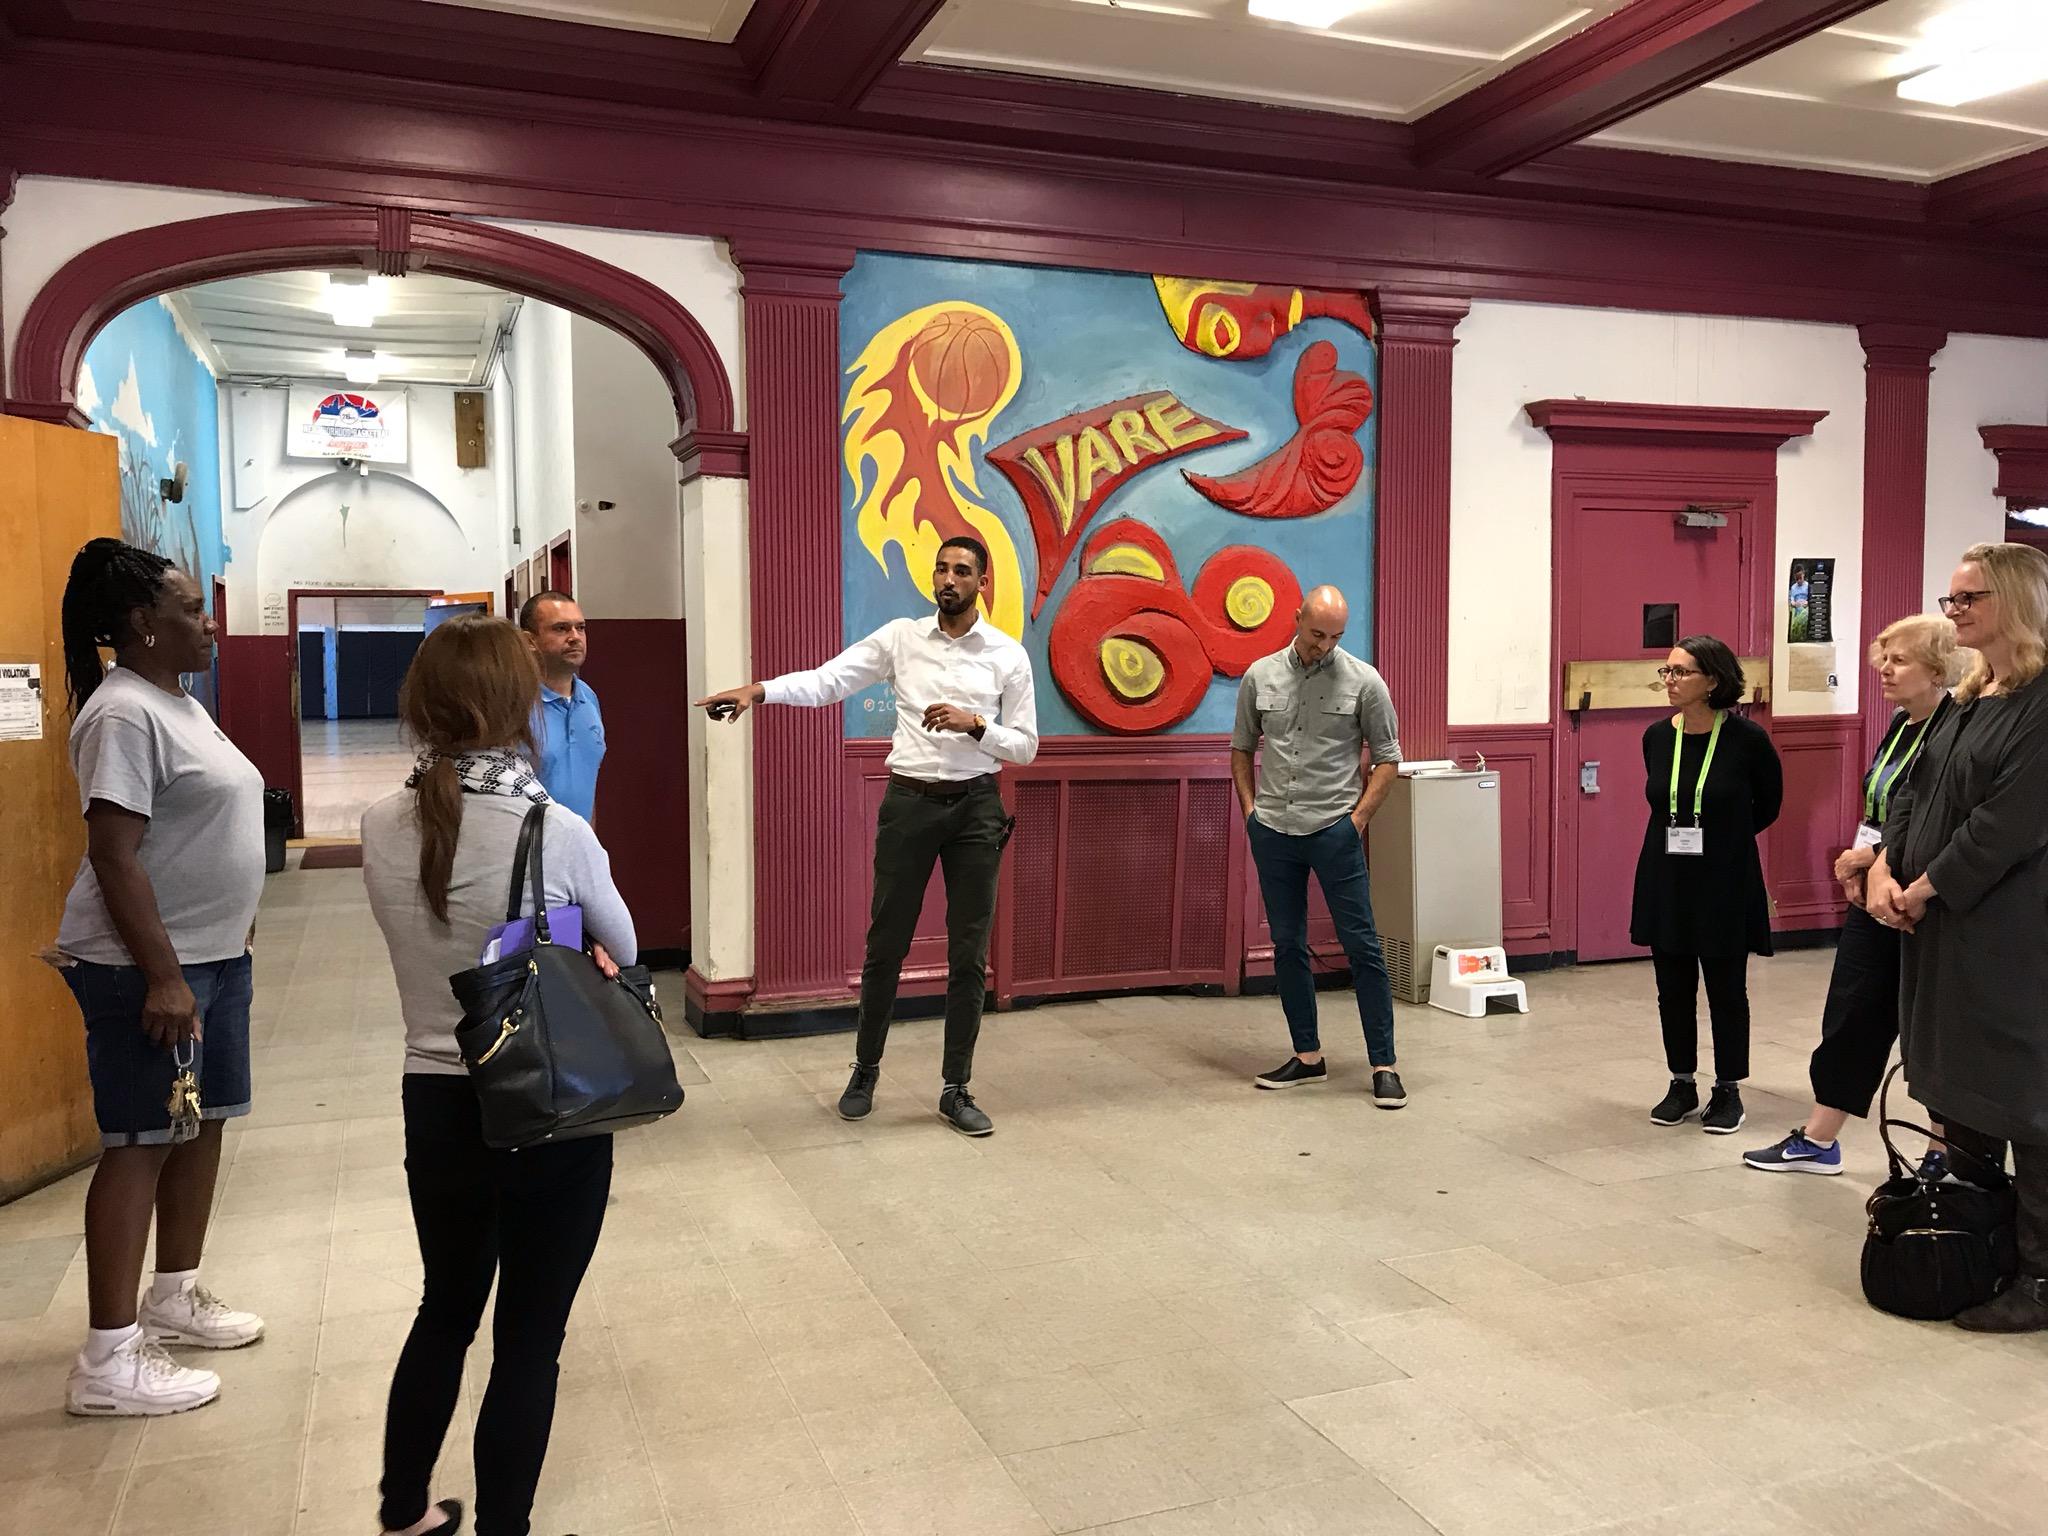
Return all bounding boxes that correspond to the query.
[1874,1061,2005,1185]
[505,803,553,945]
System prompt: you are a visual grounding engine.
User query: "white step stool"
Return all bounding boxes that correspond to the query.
[1428,944,1528,1018]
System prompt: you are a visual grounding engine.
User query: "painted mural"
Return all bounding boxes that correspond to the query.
[839,254,1378,737]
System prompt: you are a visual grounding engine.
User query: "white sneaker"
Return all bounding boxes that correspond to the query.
[140,1282,266,1349]
[67,1332,222,1416]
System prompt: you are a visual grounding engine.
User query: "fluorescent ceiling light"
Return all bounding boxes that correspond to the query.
[1895,0,2048,107]
[320,273,388,328]
[330,348,384,385]
[1247,0,1368,29]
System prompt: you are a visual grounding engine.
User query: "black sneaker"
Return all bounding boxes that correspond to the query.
[1650,1078,1699,1125]
[938,1085,992,1136]
[1372,1071,1407,1110]
[837,1062,879,1121]
[1254,1057,1329,1090]
[1701,1084,1745,1135]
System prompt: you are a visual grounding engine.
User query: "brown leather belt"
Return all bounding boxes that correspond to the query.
[889,772,997,800]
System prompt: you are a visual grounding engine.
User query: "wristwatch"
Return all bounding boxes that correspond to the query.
[970,714,987,740]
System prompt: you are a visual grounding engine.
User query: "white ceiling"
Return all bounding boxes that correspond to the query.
[912,0,1630,121]
[175,271,518,387]
[426,0,753,40]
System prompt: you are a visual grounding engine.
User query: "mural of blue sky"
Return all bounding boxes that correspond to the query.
[76,297,226,599]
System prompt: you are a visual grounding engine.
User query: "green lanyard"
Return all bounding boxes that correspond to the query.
[1864,710,1935,825]
[1668,711,1724,826]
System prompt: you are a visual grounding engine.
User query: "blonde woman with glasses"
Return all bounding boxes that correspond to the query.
[1744,614,1956,1176]
[1869,542,2048,1332]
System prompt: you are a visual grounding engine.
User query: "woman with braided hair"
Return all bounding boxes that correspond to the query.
[51,538,267,1417]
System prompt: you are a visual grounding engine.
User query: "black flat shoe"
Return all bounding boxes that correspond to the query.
[387,1499,464,1536]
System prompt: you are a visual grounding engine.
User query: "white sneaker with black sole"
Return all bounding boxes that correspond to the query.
[67,1331,221,1417]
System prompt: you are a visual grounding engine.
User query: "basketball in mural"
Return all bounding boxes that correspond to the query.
[907,311,1013,422]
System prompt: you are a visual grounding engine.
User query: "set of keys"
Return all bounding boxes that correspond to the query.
[166,1043,202,1141]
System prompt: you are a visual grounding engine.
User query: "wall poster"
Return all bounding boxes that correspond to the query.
[1788,557,1834,643]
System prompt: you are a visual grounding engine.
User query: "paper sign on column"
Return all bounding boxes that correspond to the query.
[1788,643,1838,694]
[0,662,44,742]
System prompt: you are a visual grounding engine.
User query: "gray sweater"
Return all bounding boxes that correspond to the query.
[362,793,638,1076]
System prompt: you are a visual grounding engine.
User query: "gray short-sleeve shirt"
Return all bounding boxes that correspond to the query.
[58,667,266,965]
[1232,645,1401,836]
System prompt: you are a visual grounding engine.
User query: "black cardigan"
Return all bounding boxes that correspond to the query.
[1629,711,1784,957]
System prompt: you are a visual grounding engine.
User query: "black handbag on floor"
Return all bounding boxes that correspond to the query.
[1860,1064,2015,1320]
[449,804,683,1149]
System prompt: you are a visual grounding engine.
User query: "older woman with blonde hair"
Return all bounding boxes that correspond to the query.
[1744,612,1957,1175]
[1869,541,2048,1332]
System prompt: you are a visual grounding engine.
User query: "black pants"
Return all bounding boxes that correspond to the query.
[381,1074,613,1536]
[1651,950,1750,1081]
[1808,906,1902,1117]
[857,779,1007,1086]
[1942,1120,2048,1275]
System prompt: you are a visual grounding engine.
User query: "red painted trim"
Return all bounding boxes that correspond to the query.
[685,966,754,1016]
[1767,712,1860,930]
[1524,399,1827,447]
[1414,0,1887,176]
[1374,293,1468,763]
[1858,325,1945,753]
[6,206,736,438]
[1446,723,1556,954]
[1931,143,2048,230]
[1979,425,2048,511]
[6,45,2048,337]
[737,0,949,110]
[671,428,750,482]
[1533,403,1800,955]
[741,244,852,1007]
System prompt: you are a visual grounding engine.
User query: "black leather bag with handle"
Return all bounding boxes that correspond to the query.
[448,804,683,1149]
[1860,1064,2016,1320]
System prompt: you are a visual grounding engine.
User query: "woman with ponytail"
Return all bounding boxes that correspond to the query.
[360,614,635,1536]
[53,538,267,1419]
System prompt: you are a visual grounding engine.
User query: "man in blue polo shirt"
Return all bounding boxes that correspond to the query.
[520,590,605,823]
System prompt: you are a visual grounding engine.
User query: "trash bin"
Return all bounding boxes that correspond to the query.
[263,788,293,874]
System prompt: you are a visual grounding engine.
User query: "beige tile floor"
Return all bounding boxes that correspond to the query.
[300,720,414,840]
[3,862,2046,1535]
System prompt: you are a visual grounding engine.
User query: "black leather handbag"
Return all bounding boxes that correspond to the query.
[449,804,683,1149]
[1861,1064,2015,1321]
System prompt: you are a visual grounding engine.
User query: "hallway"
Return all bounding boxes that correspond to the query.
[1,863,2044,1536]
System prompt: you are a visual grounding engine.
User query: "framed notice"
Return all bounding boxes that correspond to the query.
[286,384,410,463]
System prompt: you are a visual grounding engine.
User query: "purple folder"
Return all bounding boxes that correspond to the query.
[482,904,583,963]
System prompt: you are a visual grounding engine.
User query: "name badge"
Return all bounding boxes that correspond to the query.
[1854,822,1883,850]
[1666,826,1705,856]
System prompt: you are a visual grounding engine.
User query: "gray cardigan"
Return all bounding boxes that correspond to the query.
[362,794,638,1076]
[1886,674,2048,1143]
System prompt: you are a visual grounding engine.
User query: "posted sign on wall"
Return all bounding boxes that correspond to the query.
[286,385,410,463]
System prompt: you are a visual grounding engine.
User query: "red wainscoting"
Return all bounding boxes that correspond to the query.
[216,634,295,803]
[1766,712,1864,932]
[844,736,1246,1008]
[580,618,691,955]
[1447,723,1557,957]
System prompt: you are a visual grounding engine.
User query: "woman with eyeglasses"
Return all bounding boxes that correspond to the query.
[1633,635,1783,1135]
[1868,542,2048,1333]
[1743,613,1957,1175]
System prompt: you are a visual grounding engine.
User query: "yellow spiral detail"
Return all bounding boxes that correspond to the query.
[1101,636,1165,700]
[1224,575,1276,630]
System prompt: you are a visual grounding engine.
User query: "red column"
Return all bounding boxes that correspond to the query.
[1373,293,1469,763]
[734,241,856,1005]
[1857,324,1946,751]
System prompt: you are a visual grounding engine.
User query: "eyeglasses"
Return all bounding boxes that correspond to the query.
[1936,590,1993,614]
[1655,666,1700,682]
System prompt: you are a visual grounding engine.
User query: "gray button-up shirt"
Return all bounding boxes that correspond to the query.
[1232,645,1402,836]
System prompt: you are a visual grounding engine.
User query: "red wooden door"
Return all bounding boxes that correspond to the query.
[550,537,573,596]
[1564,507,1746,961]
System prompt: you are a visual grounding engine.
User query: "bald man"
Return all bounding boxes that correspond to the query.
[1231,586,1407,1106]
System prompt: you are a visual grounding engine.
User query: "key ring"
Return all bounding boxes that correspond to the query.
[173,1041,196,1072]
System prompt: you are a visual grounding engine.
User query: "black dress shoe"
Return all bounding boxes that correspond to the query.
[1956,1276,2048,1333]
[939,1085,993,1136]
[838,1062,880,1121]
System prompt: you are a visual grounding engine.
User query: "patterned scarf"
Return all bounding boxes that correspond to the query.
[408,748,552,804]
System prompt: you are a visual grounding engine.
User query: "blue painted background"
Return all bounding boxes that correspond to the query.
[79,299,226,710]
[838,252,1378,738]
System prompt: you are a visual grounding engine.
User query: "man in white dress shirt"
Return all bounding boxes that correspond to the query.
[697,537,1038,1136]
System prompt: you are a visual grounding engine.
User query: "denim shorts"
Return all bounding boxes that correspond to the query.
[62,954,254,1148]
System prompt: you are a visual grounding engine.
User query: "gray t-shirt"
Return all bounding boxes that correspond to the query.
[361,793,638,1076]
[58,668,265,966]
[1232,645,1402,836]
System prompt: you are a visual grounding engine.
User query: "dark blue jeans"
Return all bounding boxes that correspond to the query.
[1248,813,1397,1065]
